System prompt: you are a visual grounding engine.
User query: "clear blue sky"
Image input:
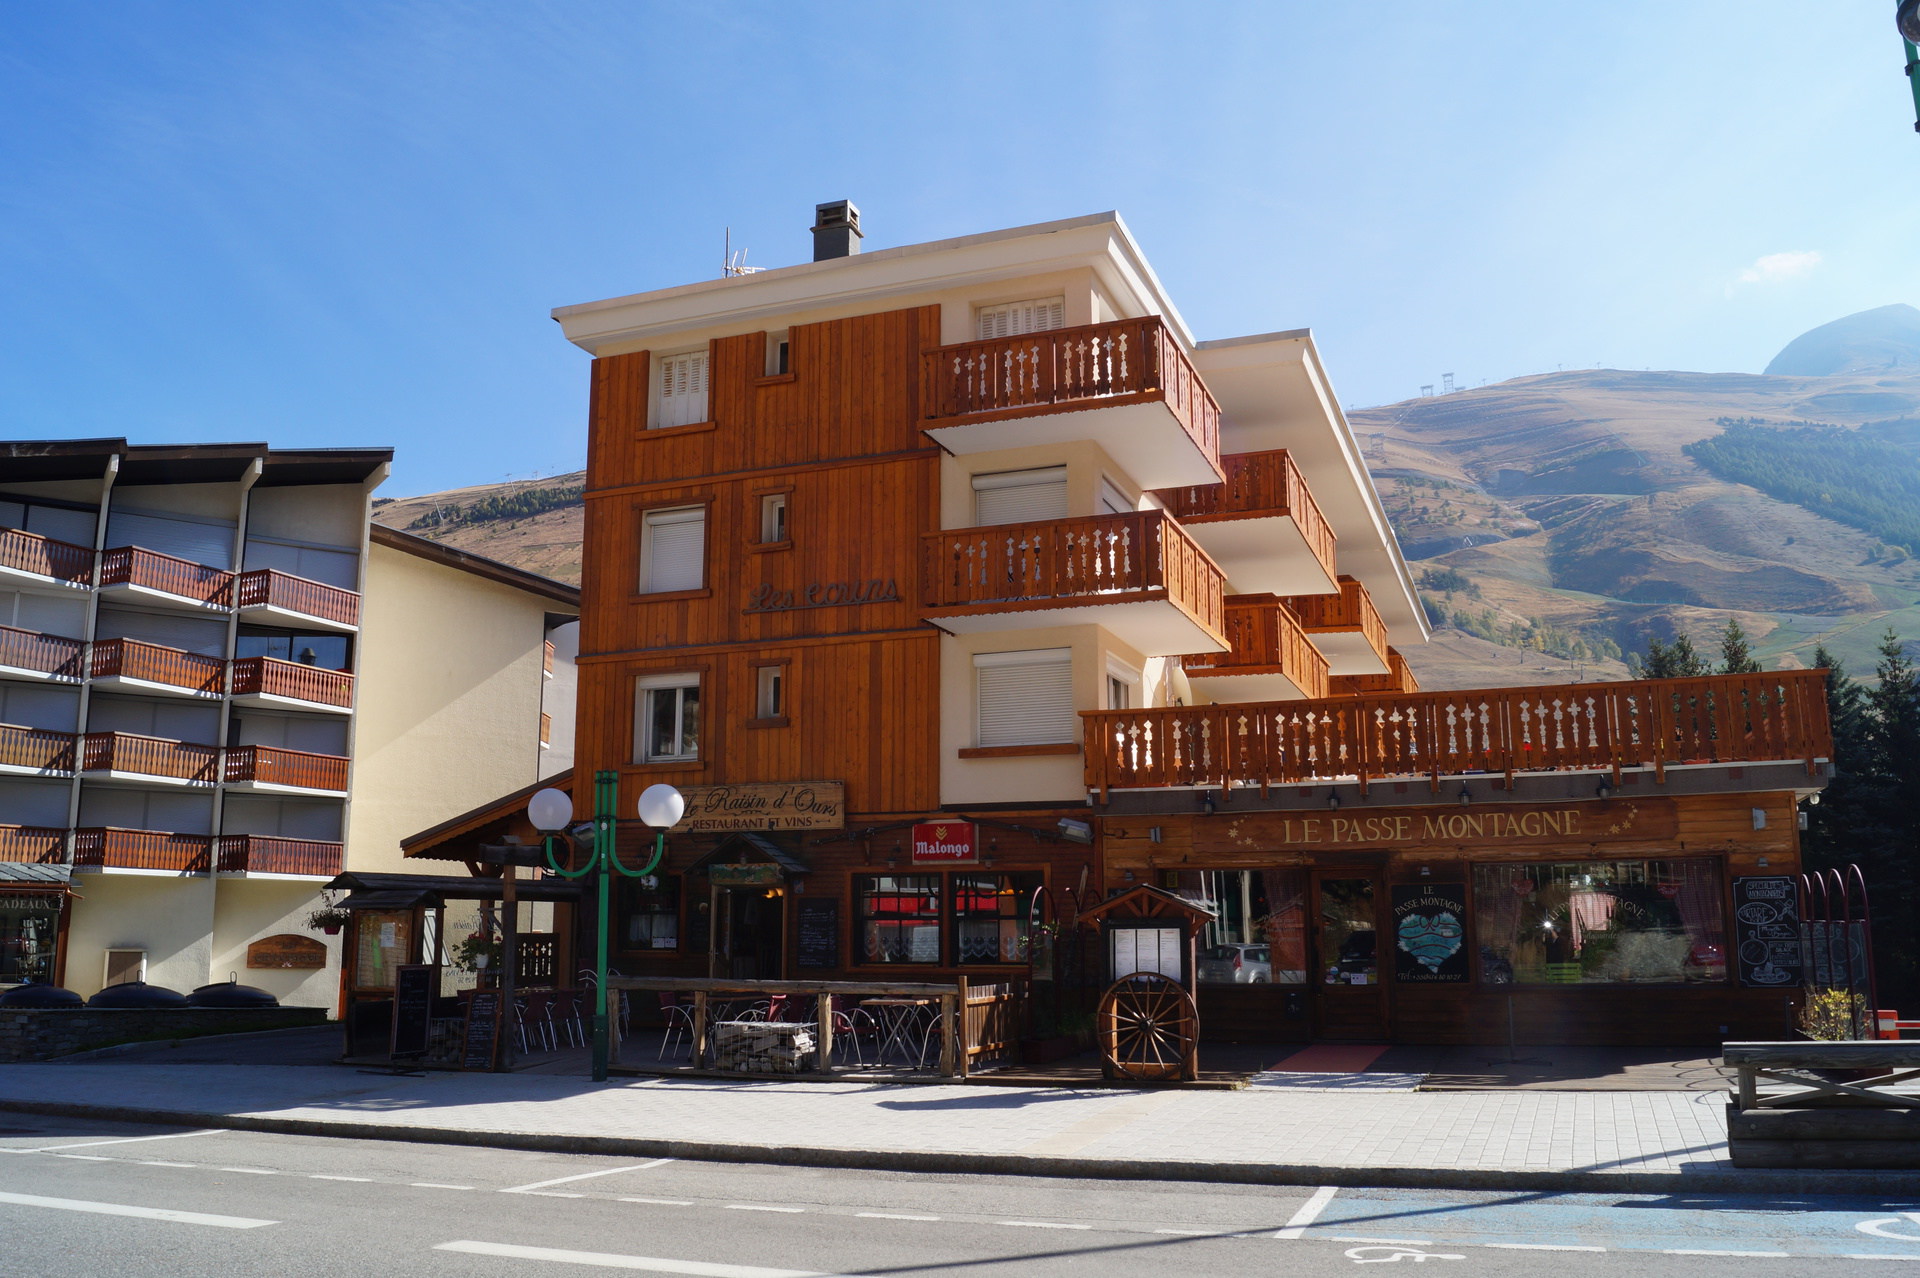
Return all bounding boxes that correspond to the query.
[3,3,1915,495]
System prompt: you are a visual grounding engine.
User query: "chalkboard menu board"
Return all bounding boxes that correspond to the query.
[461,989,503,1071]
[1733,875,1803,988]
[390,964,435,1059]
[796,899,838,969]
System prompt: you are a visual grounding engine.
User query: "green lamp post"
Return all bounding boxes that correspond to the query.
[527,771,682,1082]
[1900,0,1920,132]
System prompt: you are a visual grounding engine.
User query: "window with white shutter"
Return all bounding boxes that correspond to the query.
[640,507,705,594]
[975,297,1066,340]
[972,467,1068,526]
[974,648,1076,748]
[652,350,710,429]
[634,672,701,762]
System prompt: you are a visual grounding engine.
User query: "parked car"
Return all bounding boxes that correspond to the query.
[1198,943,1272,983]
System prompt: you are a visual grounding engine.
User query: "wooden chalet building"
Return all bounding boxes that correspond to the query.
[522,205,1831,1048]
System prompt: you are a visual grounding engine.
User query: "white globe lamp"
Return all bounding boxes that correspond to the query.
[526,788,573,833]
[637,784,685,831]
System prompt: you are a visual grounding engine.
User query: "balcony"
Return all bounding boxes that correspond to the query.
[1331,647,1420,697]
[0,724,76,778]
[1181,595,1329,702]
[1283,575,1390,676]
[88,637,225,699]
[1151,450,1339,597]
[923,510,1228,656]
[214,834,344,878]
[1082,670,1833,797]
[0,824,65,861]
[80,731,219,786]
[228,656,354,713]
[921,316,1223,488]
[222,744,349,795]
[0,526,93,590]
[99,546,233,611]
[0,623,84,682]
[234,568,359,632]
[72,827,211,873]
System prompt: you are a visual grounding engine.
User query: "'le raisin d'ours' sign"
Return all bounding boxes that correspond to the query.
[247,933,328,970]
[670,782,845,833]
[911,821,977,865]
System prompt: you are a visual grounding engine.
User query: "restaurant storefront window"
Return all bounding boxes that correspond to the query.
[858,872,1043,966]
[1474,858,1725,985]
[953,873,1041,964]
[619,875,680,952]
[1171,869,1309,984]
[859,874,941,964]
[0,893,61,984]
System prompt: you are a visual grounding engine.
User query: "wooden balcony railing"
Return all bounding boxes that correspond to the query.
[0,824,65,861]
[1332,647,1421,697]
[923,509,1226,640]
[1152,450,1338,581]
[1285,576,1389,660]
[1182,595,1329,699]
[214,835,343,877]
[234,568,360,628]
[229,656,354,709]
[80,731,220,783]
[0,623,84,679]
[0,526,93,585]
[87,637,226,695]
[0,723,76,775]
[922,316,1221,465]
[100,546,233,607]
[222,744,349,792]
[72,828,211,873]
[1083,670,1833,797]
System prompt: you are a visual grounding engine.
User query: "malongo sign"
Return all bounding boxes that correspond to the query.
[911,821,977,865]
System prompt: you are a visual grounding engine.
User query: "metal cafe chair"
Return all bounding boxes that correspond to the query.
[657,992,696,1061]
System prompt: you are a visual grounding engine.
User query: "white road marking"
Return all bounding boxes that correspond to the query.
[216,1167,276,1175]
[1328,1235,1436,1246]
[620,1198,694,1207]
[502,1160,673,1194]
[1274,1184,1338,1239]
[1152,1228,1216,1235]
[310,1175,372,1182]
[999,1221,1091,1230]
[1663,1251,1789,1258]
[1486,1243,1605,1251]
[857,1212,940,1221]
[26,1129,222,1153]
[1849,1256,1920,1261]
[412,1183,474,1190]
[434,1241,831,1276]
[140,1162,196,1169]
[54,1154,111,1161]
[1861,1217,1920,1243]
[0,1189,275,1229]
[727,1204,803,1213]
[525,1192,586,1199]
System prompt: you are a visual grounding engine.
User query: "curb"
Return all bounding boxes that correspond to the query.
[5,1097,1919,1196]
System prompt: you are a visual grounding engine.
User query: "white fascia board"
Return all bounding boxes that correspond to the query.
[552,212,1198,355]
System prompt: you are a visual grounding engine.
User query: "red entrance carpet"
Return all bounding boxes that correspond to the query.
[1269,1044,1390,1072]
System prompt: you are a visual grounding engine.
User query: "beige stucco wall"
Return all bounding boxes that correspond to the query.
[209,878,341,1007]
[62,874,216,998]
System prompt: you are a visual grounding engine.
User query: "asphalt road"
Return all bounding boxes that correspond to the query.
[0,1112,1914,1276]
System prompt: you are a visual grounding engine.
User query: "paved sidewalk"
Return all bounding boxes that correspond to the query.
[0,1058,1910,1195]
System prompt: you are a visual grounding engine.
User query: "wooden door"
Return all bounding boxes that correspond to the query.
[1311,871,1389,1040]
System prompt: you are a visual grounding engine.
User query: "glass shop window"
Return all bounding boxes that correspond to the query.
[618,875,680,951]
[1473,858,1726,985]
[1170,869,1309,985]
[0,894,62,984]
[952,872,1041,965]
[857,874,941,964]
[1319,878,1378,986]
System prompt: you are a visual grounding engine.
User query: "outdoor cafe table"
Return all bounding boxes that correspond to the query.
[860,997,935,1069]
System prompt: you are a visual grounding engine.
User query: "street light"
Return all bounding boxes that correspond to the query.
[1900,0,1920,132]
[527,771,675,1082]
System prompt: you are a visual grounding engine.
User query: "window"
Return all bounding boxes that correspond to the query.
[640,506,705,594]
[753,663,784,720]
[1105,675,1130,710]
[1474,858,1726,985]
[0,894,61,985]
[1171,869,1309,985]
[972,467,1067,526]
[764,331,790,377]
[975,297,1065,340]
[235,626,351,671]
[858,874,941,964]
[635,673,700,762]
[953,874,1037,964]
[652,350,710,429]
[975,649,1075,747]
[758,493,788,545]
[619,875,680,951]
[1098,477,1133,516]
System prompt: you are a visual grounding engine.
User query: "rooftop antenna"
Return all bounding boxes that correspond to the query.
[722,227,766,278]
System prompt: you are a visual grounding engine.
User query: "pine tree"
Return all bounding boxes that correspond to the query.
[1643,634,1710,679]
[1719,619,1761,675]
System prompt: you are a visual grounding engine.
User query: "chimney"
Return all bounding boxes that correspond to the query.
[810,200,863,261]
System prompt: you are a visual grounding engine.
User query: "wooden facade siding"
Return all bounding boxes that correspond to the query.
[229,656,354,708]
[1330,646,1420,697]
[1284,575,1388,660]
[0,622,84,678]
[80,731,220,783]
[920,316,1221,467]
[87,637,226,695]
[1181,594,1330,698]
[71,827,211,873]
[100,546,233,606]
[0,723,75,774]
[0,824,65,861]
[234,568,360,627]
[214,835,344,877]
[222,744,350,792]
[921,509,1227,641]
[0,526,93,585]
[1083,669,1832,795]
[1151,450,1337,581]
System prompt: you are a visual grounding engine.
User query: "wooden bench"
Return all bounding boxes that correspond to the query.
[1724,1041,1920,1168]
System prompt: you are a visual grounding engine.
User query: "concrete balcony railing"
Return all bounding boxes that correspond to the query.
[921,316,1223,489]
[228,656,354,712]
[0,824,66,861]
[1082,670,1834,797]
[0,723,76,777]
[214,834,344,877]
[1282,575,1390,676]
[80,731,220,785]
[0,623,84,681]
[87,637,227,698]
[1151,450,1339,598]
[0,526,93,588]
[923,509,1227,656]
[234,568,360,631]
[99,546,233,609]
[221,744,349,794]
[1181,594,1329,701]
[72,827,212,873]
[1331,646,1420,697]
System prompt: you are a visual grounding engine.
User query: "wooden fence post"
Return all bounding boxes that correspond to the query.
[691,991,708,1068]
[816,990,834,1074]
[939,991,957,1077]
[956,976,970,1079]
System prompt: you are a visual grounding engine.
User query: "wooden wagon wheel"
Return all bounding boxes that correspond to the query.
[1097,972,1198,1081]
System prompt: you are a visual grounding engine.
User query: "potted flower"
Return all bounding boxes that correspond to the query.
[306,895,352,935]
[449,931,502,974]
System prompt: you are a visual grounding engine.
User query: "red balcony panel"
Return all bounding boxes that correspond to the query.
[0,623,84,679]
[1152,450,1338,595]
[72,828,211,873]
[0,824,66,861]
[234,569,359,628]
[100,546,233,607]
[214,835,343,877]
[0,527,93,585]
[222,744,349,792]
[0,723,76,775]
[229,656,354,709]
[80,731,219,784]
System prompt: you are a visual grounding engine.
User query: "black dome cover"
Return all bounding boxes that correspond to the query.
[86,981,190,1009]
[0,983,85,1009]
[187,981,280,1009]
